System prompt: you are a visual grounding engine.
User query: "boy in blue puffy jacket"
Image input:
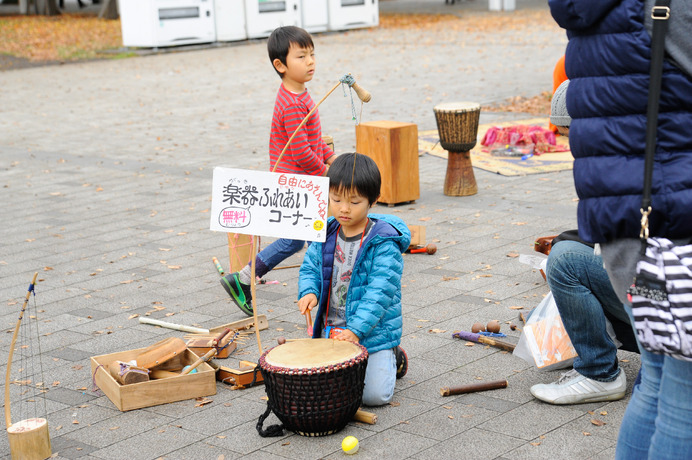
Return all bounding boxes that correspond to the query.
[297,153,411,406]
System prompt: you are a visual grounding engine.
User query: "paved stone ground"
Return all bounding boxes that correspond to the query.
[0,1,639,459]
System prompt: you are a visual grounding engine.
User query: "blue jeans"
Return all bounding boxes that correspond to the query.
[546,240,630,381]
[615,306,692,459]
[362,348,396,406]
[252,238,305,278]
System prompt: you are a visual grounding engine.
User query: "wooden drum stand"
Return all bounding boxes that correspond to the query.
[433,102,481,196]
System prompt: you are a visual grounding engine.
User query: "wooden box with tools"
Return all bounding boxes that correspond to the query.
[355,121,420,205]
[91,347,216,411]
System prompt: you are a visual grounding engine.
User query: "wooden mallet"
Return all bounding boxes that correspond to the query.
[410,244,437,255]
[452,331,516,352]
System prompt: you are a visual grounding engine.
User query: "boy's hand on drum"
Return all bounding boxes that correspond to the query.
[298,294,318,315]
[334,329,359,343]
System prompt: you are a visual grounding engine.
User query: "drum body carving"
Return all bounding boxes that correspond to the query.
[259,338,368,437]
[433,102,481,196]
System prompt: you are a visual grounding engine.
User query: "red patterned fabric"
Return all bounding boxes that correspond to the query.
[480,124,568,155]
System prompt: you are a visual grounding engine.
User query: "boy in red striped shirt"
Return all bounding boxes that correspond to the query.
[221,26,336,315]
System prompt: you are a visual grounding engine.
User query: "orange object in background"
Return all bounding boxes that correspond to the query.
[550,55,568,133]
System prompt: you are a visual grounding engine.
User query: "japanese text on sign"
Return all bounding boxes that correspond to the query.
[210,167,328,242]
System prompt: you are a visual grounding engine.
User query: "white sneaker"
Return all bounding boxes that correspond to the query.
[530,369,627,405]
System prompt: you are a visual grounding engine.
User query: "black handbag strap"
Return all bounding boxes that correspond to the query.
[639,0,671,240]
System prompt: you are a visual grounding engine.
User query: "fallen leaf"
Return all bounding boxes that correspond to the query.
[600,411,608,416]
[590,419,606,426]
[530,442,541,447]
[419,217,432,221]
[509,306,524,310]
[110,426,120,431]
[428,329,446,333]
[389,401,401,407]
[583,431,591,436]
[465,342,475,347]
[448,415,454,419]
[506,252,519,258]
[195,398,213,407]
[128,314,140,320]
[167,265,181,270]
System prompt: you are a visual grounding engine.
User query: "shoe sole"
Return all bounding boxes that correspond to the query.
[396,347,408,379]
[220,276,253,316]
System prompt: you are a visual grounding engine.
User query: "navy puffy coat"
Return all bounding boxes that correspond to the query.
[298,214,411,353]
[549,0,692,243]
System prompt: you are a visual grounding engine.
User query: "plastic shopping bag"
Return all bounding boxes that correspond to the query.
[513,292,577,371]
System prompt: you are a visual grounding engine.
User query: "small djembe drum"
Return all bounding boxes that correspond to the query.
[433,102,481,196]
[256,338,368,437]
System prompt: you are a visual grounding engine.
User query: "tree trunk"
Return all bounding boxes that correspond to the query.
[98,0,119,19]
[41,0,61,15]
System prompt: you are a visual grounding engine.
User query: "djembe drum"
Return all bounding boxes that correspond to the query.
[256,338,368,437]
[433,102,481,196]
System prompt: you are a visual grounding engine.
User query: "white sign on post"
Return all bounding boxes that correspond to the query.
[210,167,329,242]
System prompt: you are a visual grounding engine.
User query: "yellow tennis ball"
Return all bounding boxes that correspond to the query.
[341,435,359,454]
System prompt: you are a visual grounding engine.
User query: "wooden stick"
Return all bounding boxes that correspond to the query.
[305,309,313,337]
[440,379,508,397]
[477,335,516,352]
[182,349,216,375]
[354,409,377,425]
[452,331,516,352]
[273,264,301,271]
[250,236,263,352]
[138,317,209,334]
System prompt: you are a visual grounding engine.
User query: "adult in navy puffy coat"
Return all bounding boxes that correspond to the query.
[549,0,692,458]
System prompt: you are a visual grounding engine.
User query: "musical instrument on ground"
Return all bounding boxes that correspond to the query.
[186,328,241,359]
[409,243,437,255]
[213,360,264,387]
[109,361,150,385]
[452,331,516,352]
[5,273,52,460]
[257,338,368,437]
[135,337,187,370]
[433,102,481,197]
[440,379,508,396]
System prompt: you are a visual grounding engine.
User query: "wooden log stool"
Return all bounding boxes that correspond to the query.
[433,102,481,196]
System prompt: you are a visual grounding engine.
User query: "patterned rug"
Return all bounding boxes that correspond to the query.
[419,117,573,176]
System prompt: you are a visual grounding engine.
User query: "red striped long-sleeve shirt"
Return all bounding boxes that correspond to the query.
[269,83,334,175]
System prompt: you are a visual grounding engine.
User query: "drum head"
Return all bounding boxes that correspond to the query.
[265,338,362,369]
[433,101,481,113]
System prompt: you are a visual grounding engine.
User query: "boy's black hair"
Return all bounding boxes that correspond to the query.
[327,153,381,205]
[267,26,314,78]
